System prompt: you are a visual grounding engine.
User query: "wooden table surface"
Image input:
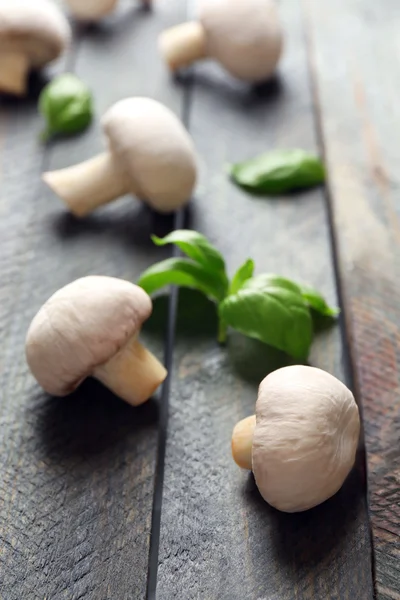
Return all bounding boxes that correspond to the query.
[0,0,398,598]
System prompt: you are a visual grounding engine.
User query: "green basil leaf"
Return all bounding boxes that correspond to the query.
[229,149,325,194]
[137,258,226,302]
[152,230,226,274]
[243,273,302,295]
[300,285,340,317]
[229,258,255,295]
[219,274,313,359]
[39,73,94,141]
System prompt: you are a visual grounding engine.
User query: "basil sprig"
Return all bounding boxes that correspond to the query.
[137,230,338,360]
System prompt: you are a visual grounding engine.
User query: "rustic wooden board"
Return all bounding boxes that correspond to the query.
[304,1,400,598]
[156,0,374,598]
[0,1,185,598]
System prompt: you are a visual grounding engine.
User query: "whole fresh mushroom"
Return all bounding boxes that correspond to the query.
[25,276,167,406]
[42,97,197,217]
[0,0,71,96]
[231,365,360,512]
[159,0,283,82]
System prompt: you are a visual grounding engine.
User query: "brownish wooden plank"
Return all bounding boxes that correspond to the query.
[303,0,400,598]
[0,1,186,598]
[155,0,374,598]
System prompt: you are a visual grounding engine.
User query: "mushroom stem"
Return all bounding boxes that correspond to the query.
[93,336,167,406]
[0,52,29,96]
[42,153,130,217]
[159,22,207,71]
[231,415,256,470]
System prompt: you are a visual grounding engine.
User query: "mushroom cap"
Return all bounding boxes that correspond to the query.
[65,0,118,21]
[252,365,360,512]
[0,0,71,68]
[101,97,197,212]
[199,0,282,81]
[25,276,152,397]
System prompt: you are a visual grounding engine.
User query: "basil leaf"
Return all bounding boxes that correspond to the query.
[39,73,94,141]
[300,285,340,317]
[229,259,255,295]
[137,257,226,302]
[152,230,226,274]
[219,274,313,359]
[229,149,325,194]
[243,273,302,295]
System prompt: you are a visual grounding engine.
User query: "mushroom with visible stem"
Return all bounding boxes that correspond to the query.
[25,276,167,406]
[159,0,283,82]
[42,97,198,217]
[64,0,151,22]
[0,0,71,96]
[231,365,360,512]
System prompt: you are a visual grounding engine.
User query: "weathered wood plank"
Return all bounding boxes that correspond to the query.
[303,0,400,597]
[156,0,374,598]
[0,1,186,598]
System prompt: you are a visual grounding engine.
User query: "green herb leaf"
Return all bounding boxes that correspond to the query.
[243,273,302,295]
[137,257,226,302]
[151,230,226,274]
[229,149,325,194]
[300,285,340,317]
[219,274,313,359]
[229,259,255,295]
[39,73,94,141]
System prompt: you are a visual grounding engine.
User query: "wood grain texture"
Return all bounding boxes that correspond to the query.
[156,0,374,598]
[0,1,185,598]
[303,0,400,598]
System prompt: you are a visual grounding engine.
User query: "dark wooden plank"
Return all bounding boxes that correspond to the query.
[156,0,374,598]
[0,1,186,598]
[303,1,400,598]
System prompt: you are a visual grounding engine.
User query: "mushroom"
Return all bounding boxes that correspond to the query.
[64,0,151,22]
[64,0,119,21]
[42,97,197,217]
[231,365,360,512]
[159,0,283,82]
[0,0,71,96]
[25,276,167,406]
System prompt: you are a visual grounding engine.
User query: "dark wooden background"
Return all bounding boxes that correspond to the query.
[0,0,398,598]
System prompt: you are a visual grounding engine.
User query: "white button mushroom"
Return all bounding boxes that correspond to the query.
[25,276,167,406]
[64,0,119,22]
[0,0,71,96]
[42,97,198,217]
[64,0,153,22]
[64,0,152,22]
[231,365,360,512]
[159,0,283,82]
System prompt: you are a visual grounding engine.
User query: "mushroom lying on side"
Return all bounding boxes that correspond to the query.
[231,365,360,512]
[0,0,71,96]
[25,276,167,406]
[42,97,197,217]
[159,0,283,82]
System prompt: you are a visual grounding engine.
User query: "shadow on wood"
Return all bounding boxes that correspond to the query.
[31,379,159,461]
[175,66,283,109]
[227,332,295,384]
[242,455,368,569]
[52,203,176,247]
[74,3,152,39]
